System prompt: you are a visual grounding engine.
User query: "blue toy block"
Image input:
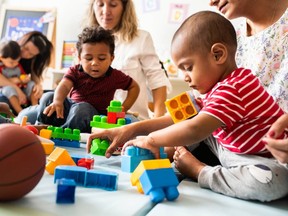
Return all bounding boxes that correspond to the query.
[85,170,118,191]
[139,168,179,203]
[121,146,167,173]
[52,139,80,148]
[54,166,87,186]
[56,178,76,204]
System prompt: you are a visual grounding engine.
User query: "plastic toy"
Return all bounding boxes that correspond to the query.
[130,159,179,203]
[46,147,76,175]
[85,169,118,191]
[54,166,87,186]
[0,124,46,201]
[121,146,167,173]
[47,126,81,148]
[56,178,76,204]
[90,100,131,155]
[54,165,118,191]
[77,158,94,169]
[165,91,200,123]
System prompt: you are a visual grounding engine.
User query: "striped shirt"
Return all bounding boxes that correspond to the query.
[201,68,287,155]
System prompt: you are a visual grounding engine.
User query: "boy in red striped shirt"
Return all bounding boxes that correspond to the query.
[88,11,288,201]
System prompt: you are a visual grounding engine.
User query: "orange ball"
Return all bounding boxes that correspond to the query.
[0,124,46,201]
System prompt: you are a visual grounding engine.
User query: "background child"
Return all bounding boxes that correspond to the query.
[87,11,288,202]
[0,40,37,114]
[34,26,139,133]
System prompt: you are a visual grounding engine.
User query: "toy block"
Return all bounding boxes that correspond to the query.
[90,115,127,129]
[46,147,76,175]
[52,139,80,148]
[121,146,167,173]
[90,138,109,156]
[85,170,118,191]
[56,178,76,204]
[165,91,200,123]
[77,158,94,169]
[39,129,52,139]
[47,126,81,141]
[54,165,87,186]
[70,153,89,164]
[130,159,172,193]
[139,168,179,203]
[37,135,55,154]
[107,100,123,113]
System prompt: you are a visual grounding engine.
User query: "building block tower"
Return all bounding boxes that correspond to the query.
[165,91,200,123]
[89,100,131,156]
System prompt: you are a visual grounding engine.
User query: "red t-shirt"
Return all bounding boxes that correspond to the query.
[201,68,287,155]
[64,64,132,114]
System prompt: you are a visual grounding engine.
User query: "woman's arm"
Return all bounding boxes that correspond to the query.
[152,86,167,117]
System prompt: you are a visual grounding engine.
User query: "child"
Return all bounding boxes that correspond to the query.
[87,11,288,202]
[0,40,37,114]
[35,26,139,133]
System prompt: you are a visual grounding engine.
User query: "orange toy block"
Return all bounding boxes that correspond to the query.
[165,91,200,123]
[45,147,76,175]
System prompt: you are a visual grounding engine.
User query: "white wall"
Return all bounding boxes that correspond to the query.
[1,0,216,68]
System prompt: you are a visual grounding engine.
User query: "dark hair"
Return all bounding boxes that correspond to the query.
[0,40,21,60]
[173,11,237,55]
[18,31,53,78]
[76,26,115,56]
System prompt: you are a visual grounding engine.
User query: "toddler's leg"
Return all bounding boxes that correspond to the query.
[198,136,288,202]
[61,102,99,133]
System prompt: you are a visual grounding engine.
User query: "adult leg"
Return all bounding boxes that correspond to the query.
[198,136,288,201]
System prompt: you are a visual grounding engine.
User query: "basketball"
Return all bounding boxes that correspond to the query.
[0,124,46,201]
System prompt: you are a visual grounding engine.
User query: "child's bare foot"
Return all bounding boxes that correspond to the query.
[173,146,206,180]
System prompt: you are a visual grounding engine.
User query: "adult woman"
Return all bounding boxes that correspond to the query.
[0,31,53,106]
[210,0,288,112]
[84,0,171,120]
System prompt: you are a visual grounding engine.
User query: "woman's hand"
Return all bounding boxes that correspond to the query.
[122,135,160,159]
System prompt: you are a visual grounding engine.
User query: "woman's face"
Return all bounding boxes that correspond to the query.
[93,0,124,30]
[21,41,40,59]
[209,0,248,20]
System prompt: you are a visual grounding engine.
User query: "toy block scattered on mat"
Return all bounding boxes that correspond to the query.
[47,126,81,148]
[46,147,76,175]
[121,146,167,173]
[130,159,179,203]
[54,165,118,191]
[165,91,200,123]
[56,178,76,204]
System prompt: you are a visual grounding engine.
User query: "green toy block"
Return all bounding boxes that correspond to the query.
[107,100,123,113]
[90,138,109,156]
[47,126,80,141]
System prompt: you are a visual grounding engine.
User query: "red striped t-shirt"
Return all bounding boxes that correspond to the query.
[201,68,288,155]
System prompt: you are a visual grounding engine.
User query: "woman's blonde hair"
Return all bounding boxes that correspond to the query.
[83,0,138,42]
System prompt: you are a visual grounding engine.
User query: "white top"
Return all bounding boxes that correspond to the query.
[112,30,172,120]
[235,8,288,112]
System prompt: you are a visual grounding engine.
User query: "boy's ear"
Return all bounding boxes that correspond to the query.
[211,43,227,64]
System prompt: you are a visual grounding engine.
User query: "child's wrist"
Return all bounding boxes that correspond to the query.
[147,135,156,147]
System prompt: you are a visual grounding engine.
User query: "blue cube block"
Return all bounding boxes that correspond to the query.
[56,178,76,204]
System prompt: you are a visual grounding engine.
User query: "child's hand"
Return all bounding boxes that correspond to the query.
[20,74,31,84]
[43,102,64,119]
[9,77,21,85]
[122,135,160,159]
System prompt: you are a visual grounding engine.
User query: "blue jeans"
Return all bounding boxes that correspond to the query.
[16,92,139,133]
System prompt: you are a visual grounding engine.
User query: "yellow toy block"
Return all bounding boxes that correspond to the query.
[165,91,199,123]
[130,159,171,193]
[37,135,55,155]
[45,147,76,175]
[40,129,53,139]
